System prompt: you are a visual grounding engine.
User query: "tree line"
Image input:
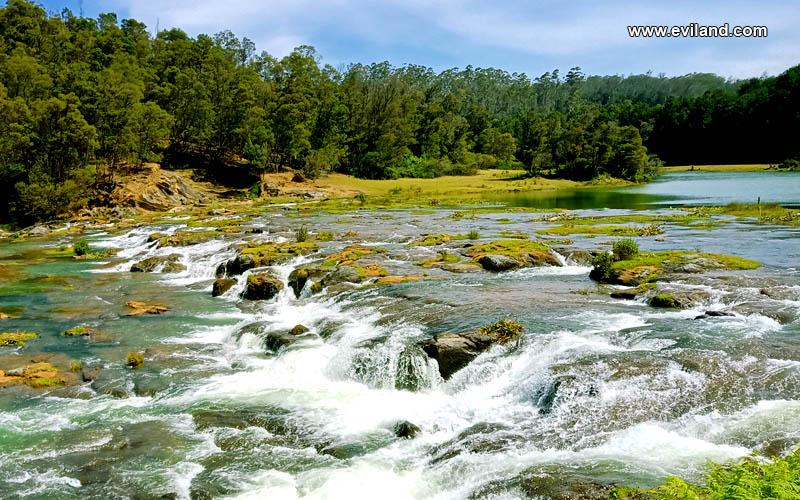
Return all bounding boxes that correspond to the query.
[1,0,798,224]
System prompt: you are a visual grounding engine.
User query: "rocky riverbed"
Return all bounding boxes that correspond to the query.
[0,203,798,499]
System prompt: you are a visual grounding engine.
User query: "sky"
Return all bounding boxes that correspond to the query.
[36,0,800,79]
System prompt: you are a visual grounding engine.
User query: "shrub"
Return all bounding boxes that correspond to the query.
[354,192,368,204]
[589,252,615,282]
[467,230,480,240]
[73,239,90,256]
[248,182,261,199]
[613,238,639,261]
[479,319,524,343]
[296,225,309,243]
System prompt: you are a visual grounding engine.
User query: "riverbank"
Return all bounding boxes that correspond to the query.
[662,164,772,172]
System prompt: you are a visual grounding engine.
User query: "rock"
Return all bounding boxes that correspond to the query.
[760,437,798,457]
[649,290,711,309]
[158,231,218,248]
[558,249,595,266]
[291,172,305,183]
[596,265,658,286]
[520,475,613,500]
[477,254,520,272]
[262,183,282,196]
[394,421,421,439]
[82,368,101,382]
[694,310,736,319]
[289,324,309,335]
[288,266,331,298]
[147,233,162,242]
[130,254,186,273]
[114,167,209,211]
[219,254,256,277]
[760,287,800,301]
[62,326,93,337]
[420,330,497,380]
[212,278,237,297]
[208,208,228,215]
[243,273,284,301]
[441,262,483,273]
[610,288,642,300]
[28,225,50,236]
[125,301,168,316]
[319,266,364,288]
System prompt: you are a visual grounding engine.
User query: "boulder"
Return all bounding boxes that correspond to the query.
[289,324,310,335]
[649,290,711,309]
[420,330,497,380]
[243,273,284,301]
[217,253,256,277]
[288,266,331,298]
[319,266,364,287]
[610,288,642,300]
[695,310,736,319]
[130,254,186,273]
[212,278,237,297]
[394,421,421,439]
[28,225,50,236]
[115,167,209,211]
[477,254,520,272]
[147,233,162,242]
[265,325,312,352]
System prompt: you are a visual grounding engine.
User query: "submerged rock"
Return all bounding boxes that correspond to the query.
[243,273,284,301]
[211,278,237,297]
[649,290,711,309]
[125,301,169,316]
[130,254,186,273]
[694,310,736,319]
[394,421,421,439]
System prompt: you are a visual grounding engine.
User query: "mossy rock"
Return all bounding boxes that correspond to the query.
[0,332,38,347]
[465,240,560,268]
[243,273,284,301]
[61,326,93,337]
[408,234,467,246]
[315,232,335,241]
[592,251,761,285]
[649,294,677,308]
[415,252,461,268]
[240,241,319,266]
[323,245,385,266]
[127,352,144,368]
[158,231,220,248]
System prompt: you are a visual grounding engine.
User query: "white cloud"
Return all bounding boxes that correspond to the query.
[105,0,800,78]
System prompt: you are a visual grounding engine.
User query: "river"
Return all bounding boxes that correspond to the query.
[0,171,798,499]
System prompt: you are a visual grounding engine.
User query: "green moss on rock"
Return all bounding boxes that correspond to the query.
[0,331,38,346]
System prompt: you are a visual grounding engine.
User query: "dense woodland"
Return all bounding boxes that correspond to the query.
[1,0,799,224]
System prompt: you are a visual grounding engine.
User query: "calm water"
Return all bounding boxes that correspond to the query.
[0,171,799,499]
[484,171,800,209]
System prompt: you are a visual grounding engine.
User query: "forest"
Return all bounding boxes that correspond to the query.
[1,0,799,224]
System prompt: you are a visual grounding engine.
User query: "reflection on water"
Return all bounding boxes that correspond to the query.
[484,171,800,209]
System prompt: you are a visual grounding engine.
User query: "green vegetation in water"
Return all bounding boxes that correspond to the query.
[610,448,800,500]
[497,218,516,224]
[241,241,319,266]
[44,246,76,257]
[649,294,678,308]
[322,245,386,266]
[159,231,220,248]
[61,326,92,337]
[415,250,461,268]
[691,203,800,226]
[28,377,65,388]
[408,234,469,246]
[296,225,309,242]
[315,231,335,241]
[538,224,663,236]
[0,331,39,346]
[613,251,761,272]
[70,360,83,372]
[73,239,90,256]
[465,239,551,258]
[612,238,639,261]
[467,230,481,240]
[186,216,252,228]
[554,213,708,226]
[479,319,524,343]
[127,352,144,369]
[498,230,529,239]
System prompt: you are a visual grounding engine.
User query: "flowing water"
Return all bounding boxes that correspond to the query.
[1,172,799,499]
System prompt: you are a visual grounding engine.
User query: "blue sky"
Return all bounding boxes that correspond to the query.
[36,0,800,79]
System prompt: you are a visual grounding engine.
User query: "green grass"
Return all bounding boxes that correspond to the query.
[537,224,663,236]
[691,203,800,226]
[29,377,65,388]
[612,251,761,271]
[478,319,524,343]
[408,234,468,246]
[0,331,39,346]
[561,213,708,225]
[415,251,461,268]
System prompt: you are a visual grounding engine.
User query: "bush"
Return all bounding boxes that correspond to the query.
[613,238,639,261]
[73,239,90,256]
[296,226,309,243]
[479,319,524,343]
[467,230,480,240]
[589,252,615,282]
[354,192,368,204]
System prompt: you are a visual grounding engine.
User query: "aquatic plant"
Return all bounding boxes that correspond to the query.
[73,239,90,256]
[296,225,309,242]
[315,231,334,241]
[467,230,481,240]
[479,320,524,344]
[0,331,39,347]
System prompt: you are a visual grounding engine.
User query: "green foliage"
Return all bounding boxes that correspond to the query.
[315,231,334,241]
[248,182,261,199]
[73,239,90,256]
[613,238,639,260]
[479,319,524,343]
[590,252,615,281]
[467,230,481,240]
[296,225,309,242]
